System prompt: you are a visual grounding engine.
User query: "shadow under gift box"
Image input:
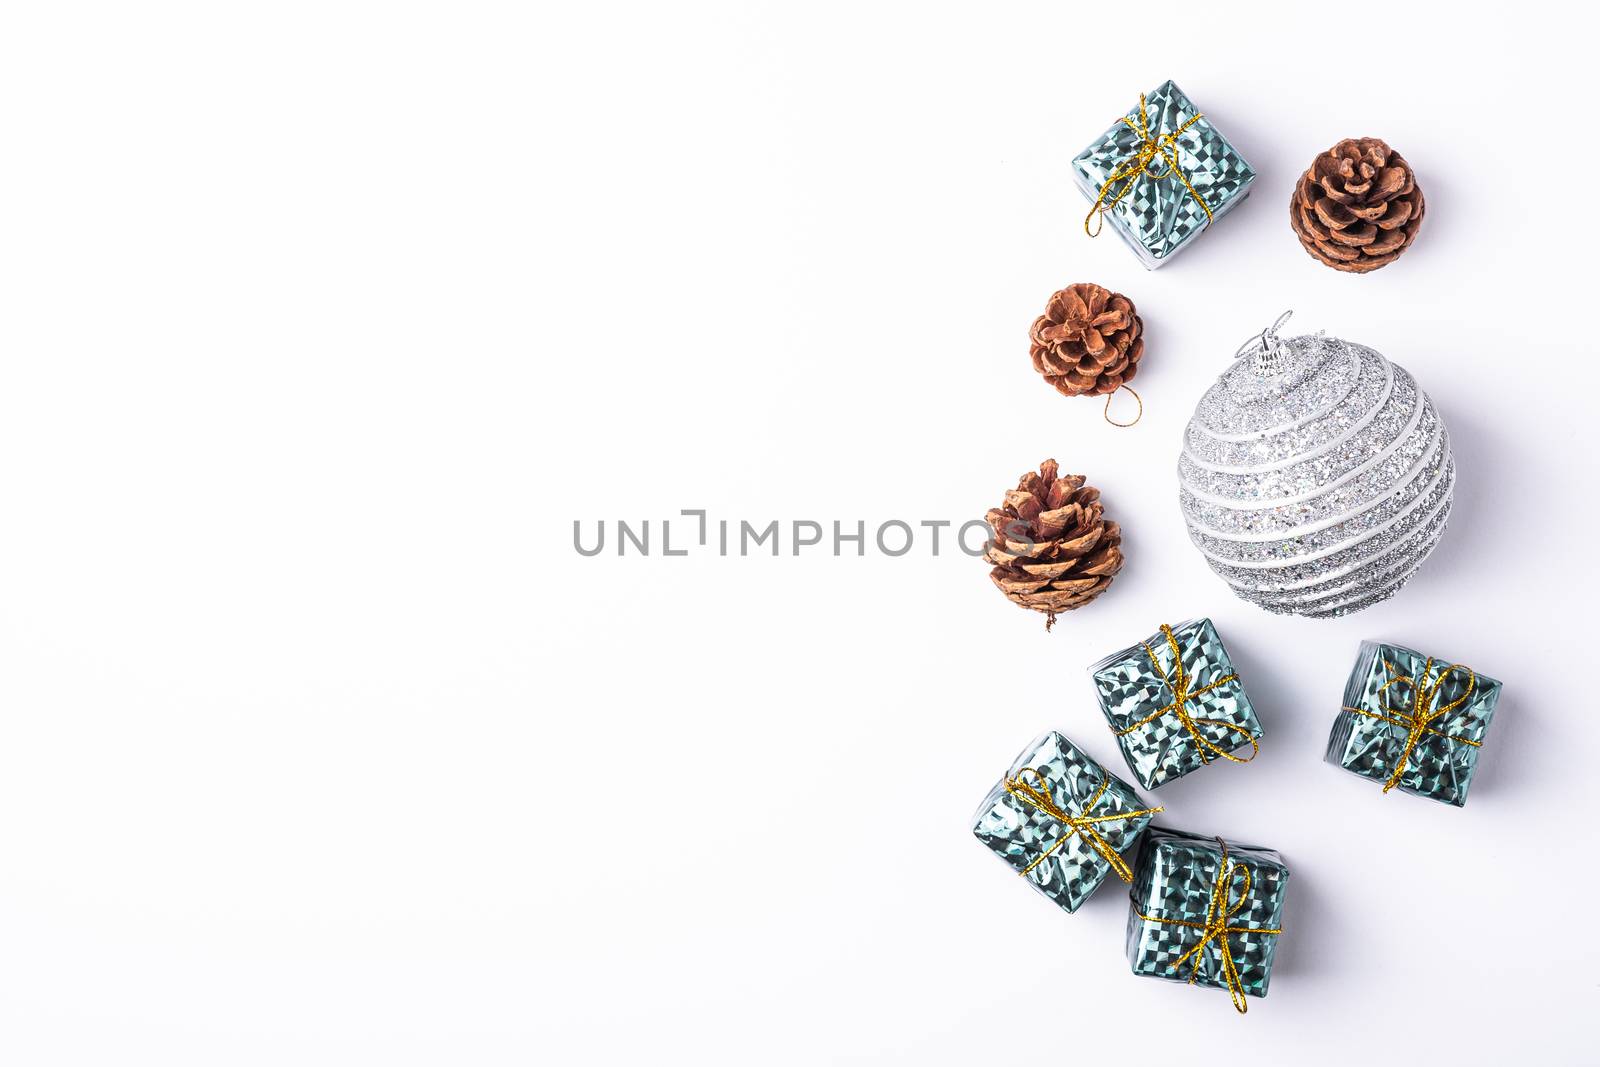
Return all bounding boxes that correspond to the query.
[1089,618,1262,790]
[1126,827,1288,1012]
[1071,79,1256,269]
[1326,640,1502,806]
[971,731,1161,914]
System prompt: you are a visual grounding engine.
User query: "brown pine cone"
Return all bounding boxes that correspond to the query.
[984,459,1123,629]
[1290,138,1424,273]
[1029,283,1144,398]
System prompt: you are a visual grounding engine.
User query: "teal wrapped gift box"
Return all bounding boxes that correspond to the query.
[1126,828,1288,1014]
[1089,618,1261,790]
[1072,80,1255,269]
[1327,640,1502,806]
[971,731,1161,914]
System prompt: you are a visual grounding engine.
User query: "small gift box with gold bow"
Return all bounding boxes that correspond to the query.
[1089,618,1261,790]
[1327,640,1502,806]
[1127,828,1288,1014]
[1073,80,1255,269]
[971,731,1162,914]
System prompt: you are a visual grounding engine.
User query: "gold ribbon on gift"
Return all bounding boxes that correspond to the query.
[1084,93,1214,238]
[1342,657,1480,794]
[1114,624,1259,765]
[1134,838,1281,1015]
[1003,767,1161,883]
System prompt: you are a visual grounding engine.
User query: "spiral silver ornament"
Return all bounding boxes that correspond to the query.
[1178,314,1454,618]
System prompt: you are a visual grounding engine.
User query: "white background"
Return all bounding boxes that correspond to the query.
[1,1,1595,1063]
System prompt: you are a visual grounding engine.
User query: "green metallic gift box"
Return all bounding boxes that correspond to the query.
[971,731,1161,914]
[1089,618,1261,790]
[1071,80,1256,269]
[1126,827,1288,1014]
[1326,640,1502,806]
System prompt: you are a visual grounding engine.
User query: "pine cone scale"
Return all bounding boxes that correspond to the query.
[1373,201,1413,228]
[1328,223,1377,247]
[1017,560,1080,578]
[1366,229,1407,254]
[992,573,1053,594]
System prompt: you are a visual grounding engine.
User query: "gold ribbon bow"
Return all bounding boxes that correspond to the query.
[1115,624,1259,765]
[1084,93,1213,237]
[1003,767,1161,883]
[1134,839,1282,1015]
[1343,657,1479,793]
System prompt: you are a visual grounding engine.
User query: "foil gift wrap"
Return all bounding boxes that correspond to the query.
[1127,828,1288,1014]
[971,731,1161,914]
[1177,313,1454,618]
[1327,640,1502,806]
[1072,80,1255,269]
[1089,619,1261,790]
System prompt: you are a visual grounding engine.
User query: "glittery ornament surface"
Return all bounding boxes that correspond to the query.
[971,732,1158,913]
[1126,828,1288,1001]
[1089,618,1260,790]
[1178,331,1454,617]
[1326,640,1501,806]
[1072,80,1255,269]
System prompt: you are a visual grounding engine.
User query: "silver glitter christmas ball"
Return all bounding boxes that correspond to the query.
[1177,314,1454,618]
